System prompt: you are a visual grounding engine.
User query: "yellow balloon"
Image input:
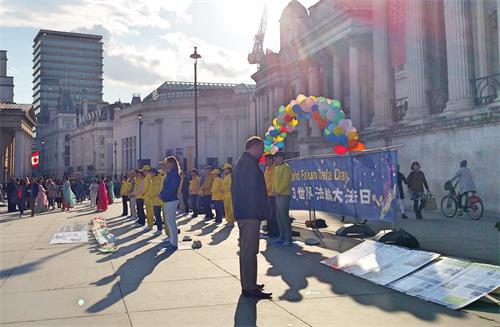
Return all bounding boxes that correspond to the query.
[290,118,299,127]
[348,131,358,140]
[296,94,307,104]
[272,118,280,128]
[275,136,284,142]
[334,126,344,136]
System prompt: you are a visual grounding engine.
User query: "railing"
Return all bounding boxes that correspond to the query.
[391,97,408,122]
[473,73,500,106]
[427,87,448,114]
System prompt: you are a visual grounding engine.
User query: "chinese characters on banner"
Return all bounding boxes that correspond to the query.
[287,149,398,223]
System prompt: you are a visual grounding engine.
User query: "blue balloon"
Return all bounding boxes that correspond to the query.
[311,104,319,112]
[327,134,337,142]
[265,140,272,146]
[337,134,348,146]
[276,141,285,148]
[292,104,303,114]
[305,112,311,120]
[327,123,335,132]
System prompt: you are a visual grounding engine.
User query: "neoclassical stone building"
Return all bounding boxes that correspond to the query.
[113,82,256,175]
[252,0,500,214]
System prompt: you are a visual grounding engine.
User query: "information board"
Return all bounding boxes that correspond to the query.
[50,222,88,244]
[320,240,381,269]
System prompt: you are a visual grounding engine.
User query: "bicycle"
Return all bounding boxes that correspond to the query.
[440,181,483,220]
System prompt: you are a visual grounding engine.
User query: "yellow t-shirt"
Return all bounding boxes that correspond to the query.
[211,177,223,201]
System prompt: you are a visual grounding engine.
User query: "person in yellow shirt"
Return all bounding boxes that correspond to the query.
[271,152,293,246]
[119,175,131,216]
[149,168,164,234]
[134,171,147,229]
[189,169,201,218]
[221,163,234,226]
[200,166,214,219]
[142,165,154,228]
[264,154,278,237]
[211,169,224,223]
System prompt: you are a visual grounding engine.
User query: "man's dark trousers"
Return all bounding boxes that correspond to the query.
[238,219,261,292]
[121,195,129,216]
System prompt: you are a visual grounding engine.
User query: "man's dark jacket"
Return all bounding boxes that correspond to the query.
[231,152,270,221]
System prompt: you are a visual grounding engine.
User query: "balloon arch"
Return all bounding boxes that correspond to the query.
[263,95,366,156]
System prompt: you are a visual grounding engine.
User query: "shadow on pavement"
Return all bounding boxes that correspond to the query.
[209,224,233,245]
[261,243,467,322]
[234,294,257,327]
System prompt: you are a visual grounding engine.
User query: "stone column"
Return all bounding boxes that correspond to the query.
[474,0,488,77]
[349,38,362,128]
[444,0,474,112]
[497,0,500,70]
[405,0,429,119]
[308,63,321,137]
[155,118,164,164]
[371,0,393,127]
[14,130,24,177]
[332,51,343,101]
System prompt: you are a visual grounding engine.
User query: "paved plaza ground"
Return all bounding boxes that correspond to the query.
[0,200,498,326]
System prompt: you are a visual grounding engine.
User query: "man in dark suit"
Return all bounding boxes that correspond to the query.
[232,136,272,300]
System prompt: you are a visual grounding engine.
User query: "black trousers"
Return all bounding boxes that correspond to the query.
[183,193,189,213]
[121,195,129,216]
[413,199,426,218]
[267,196,279,237]
[190,195,199,216]
[136,199,146,225]
[7,198,17,212]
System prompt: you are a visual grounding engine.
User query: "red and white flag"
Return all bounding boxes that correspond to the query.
[31,151,40,168]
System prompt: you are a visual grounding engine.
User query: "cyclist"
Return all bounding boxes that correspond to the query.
[450,160,476,216]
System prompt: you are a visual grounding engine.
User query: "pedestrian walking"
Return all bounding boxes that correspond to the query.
[17,179,28,218]
[271,152,293,246]
[221,163,234,226]
[189,169,201,218]
[75,178,85,203]
[150,168,164,234]
[46,179,57,210]
[407,161,430,219]
[89,179,99,208]
[27,177,39,217]
[97,176,109,212]
[200,166,214,219]
[264,154,278,237]
[128,171,138,220]
[179,171,190,214]
[232,136,272,299]
[6,179,17,212]
[107,177,115,204]
[119,175,130,216]
[62,177,76,211]
[211,169,224,223]
[55,180,63,208]
[396,165,408,219]
[35,182,48,213]
[159,156,181,250]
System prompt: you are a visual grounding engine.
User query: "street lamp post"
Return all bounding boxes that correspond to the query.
[137,112,143,166]
[113,141,117,179]
[190,46,201,169]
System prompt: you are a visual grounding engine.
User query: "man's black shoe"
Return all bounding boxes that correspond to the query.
[257,284,264,290]
[242,289,272,300]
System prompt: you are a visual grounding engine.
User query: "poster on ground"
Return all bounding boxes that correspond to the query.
[320,240,381,269]
[419,263,500,310]
[362,250,440,286]
[340,242,410,278]
[50,222,88,244]
[288,148,399,223]
[388,257,470,297]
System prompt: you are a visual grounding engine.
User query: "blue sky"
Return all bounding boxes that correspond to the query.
[0,0,316,104]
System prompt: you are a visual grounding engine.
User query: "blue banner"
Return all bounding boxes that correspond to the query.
[287,149,398,223]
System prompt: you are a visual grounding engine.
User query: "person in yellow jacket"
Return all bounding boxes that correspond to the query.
[200,166,214,219]
[142,165,154,229]
[264,155,278,237]
[210,169,224,223]
[149,168,164,234]
[221,163,234,225]
[133,171,147,228]
[271,152,293,246]
[119,175,131,217]
[188,169,201,217]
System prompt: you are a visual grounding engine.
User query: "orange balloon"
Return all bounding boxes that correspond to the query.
[351,142,366,151]
[348,139,358,149]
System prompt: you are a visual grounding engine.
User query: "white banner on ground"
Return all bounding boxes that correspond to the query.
[320,240,381,269]
[388,257,470,296]
[362,250,440,286]
[418,263,500,310]
[50,222,88,244]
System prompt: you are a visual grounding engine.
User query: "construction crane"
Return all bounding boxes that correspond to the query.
[248,3,268,69]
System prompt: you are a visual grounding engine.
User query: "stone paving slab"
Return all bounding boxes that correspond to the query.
[0,313,132,327]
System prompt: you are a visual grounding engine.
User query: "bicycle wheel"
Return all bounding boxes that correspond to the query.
[355,217,367,224]
[440,195,457,218]
[466,195,483,220]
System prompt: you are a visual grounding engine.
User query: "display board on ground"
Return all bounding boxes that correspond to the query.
[50,222,88,244]
[322,241,500,309]
[321,240,439,286]
[391,259,500,309]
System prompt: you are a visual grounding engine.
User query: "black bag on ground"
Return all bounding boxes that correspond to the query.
[305,218,328,229]
[375,229,419,249]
